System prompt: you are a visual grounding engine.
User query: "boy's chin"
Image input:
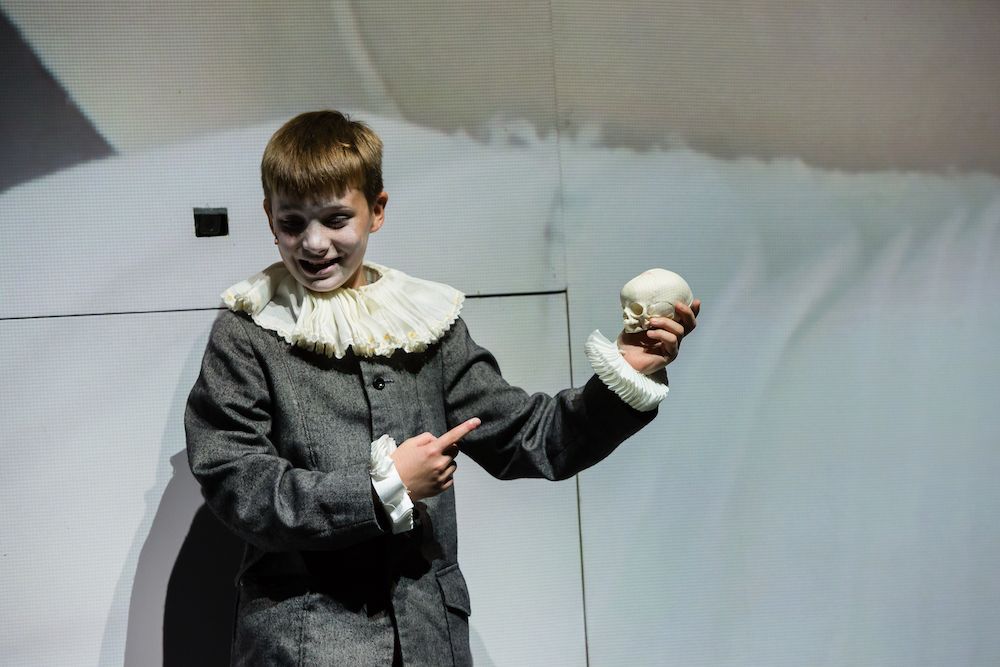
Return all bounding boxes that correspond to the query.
[295,275,347,293]
[284,266,346,292]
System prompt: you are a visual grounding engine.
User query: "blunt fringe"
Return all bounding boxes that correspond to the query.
[261,110,384,206]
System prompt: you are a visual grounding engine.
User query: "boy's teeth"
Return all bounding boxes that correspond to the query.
[303,259,336,271]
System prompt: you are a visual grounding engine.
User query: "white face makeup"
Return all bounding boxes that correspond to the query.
[266,188,387,292]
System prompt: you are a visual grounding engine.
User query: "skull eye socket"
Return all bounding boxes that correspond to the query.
[628,303,645,316]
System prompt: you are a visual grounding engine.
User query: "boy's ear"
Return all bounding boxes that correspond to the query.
[263,198,275,235]
[370,191,388,233]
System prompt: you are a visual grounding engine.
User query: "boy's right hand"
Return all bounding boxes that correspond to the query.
[391,418,481,501]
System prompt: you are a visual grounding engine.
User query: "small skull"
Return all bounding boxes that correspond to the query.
[620,268,693,333]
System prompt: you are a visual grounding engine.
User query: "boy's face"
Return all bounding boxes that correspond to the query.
[265,187,387,292]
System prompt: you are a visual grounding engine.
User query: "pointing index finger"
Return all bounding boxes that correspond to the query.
[438,417,481,447]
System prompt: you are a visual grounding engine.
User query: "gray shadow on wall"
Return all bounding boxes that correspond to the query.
[0,10,113,192]
[98,328,242,666]
[124,452,242,666]
[469,625,497,667]
[162,494,243,665]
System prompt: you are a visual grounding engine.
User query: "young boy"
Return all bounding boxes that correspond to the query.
[185,110,698,665]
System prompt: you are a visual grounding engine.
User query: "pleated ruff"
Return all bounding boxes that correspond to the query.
[584,330,669,412]
[222,261,465,359]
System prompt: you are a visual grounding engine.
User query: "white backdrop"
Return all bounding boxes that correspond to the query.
[2,2,999,666]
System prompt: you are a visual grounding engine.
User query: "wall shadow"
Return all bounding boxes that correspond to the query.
[113,449,242,667]
[98,322,243,666]
[163,502,243,666]
[0,9,113,192]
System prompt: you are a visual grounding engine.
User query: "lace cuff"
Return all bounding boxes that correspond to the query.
[369,434,414,534]
[584,329,668,412]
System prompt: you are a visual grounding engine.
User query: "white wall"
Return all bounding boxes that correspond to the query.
[2,2,1000,665]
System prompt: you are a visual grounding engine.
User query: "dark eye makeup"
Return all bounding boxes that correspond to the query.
[277,209,352,232]
[278,218,305,232]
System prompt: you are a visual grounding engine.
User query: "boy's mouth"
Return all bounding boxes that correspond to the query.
[299,258,340,274]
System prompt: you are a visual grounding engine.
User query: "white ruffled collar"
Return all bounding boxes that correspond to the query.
[222,260,464,358]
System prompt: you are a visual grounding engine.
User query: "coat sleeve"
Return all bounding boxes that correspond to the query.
[184,311,388,552]
[441,317,659,480]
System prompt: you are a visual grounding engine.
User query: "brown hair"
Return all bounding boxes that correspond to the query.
[261,110,384,207]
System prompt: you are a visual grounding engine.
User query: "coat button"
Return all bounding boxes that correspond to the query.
[373,377,386,390]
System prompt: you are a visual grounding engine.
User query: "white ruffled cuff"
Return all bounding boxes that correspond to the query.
[584,329,669,412]
[369,434,414,534]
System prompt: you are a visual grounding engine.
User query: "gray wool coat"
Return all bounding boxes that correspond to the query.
[185,308,658,666]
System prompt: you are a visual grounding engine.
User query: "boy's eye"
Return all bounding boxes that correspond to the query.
[278,219,304,232]
[324,216,348,227]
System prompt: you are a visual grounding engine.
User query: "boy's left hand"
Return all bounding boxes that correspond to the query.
[617,299,700,375]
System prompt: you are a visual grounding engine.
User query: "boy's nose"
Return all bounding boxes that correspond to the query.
[302,225,329,252]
